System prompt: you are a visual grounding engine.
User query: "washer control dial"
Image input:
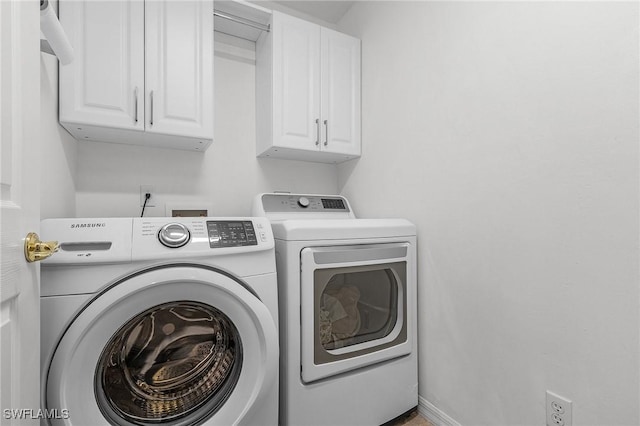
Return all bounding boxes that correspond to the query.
[297,197,310,208]
[158,223,191,248]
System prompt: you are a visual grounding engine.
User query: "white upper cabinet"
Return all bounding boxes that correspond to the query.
[59,0,213,152]
[272,13,321,151]
[321,27,361,158]
[59,1,144,131]
[257,11,361,163]
[145,1,213,140]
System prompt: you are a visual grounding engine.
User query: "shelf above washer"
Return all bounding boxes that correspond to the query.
[214,0,272,42]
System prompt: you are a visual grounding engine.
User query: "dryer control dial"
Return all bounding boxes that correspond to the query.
[297,197,310,208]
[158,223,191,248]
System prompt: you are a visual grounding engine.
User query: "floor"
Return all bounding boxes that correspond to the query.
[391,410,434,426]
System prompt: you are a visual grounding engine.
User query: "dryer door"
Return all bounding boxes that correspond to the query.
[44,265,278,426]
[300,243,414,383]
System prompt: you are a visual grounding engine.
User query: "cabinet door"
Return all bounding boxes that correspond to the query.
[145,0,213,140]
[272,12,321,151]
[59,1,144,130]
[321,28,361,156]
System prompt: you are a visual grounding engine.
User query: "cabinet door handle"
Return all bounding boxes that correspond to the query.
[134,87,139,124]
[150,90,154,126]
[323,119,328,146]
[315,118,320,146]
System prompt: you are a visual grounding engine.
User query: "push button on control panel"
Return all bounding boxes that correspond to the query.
[158,223,191,248]
[297,197,310,208]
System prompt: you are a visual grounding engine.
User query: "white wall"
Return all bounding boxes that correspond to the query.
[75,35,338,218]
[40,50,77,218]
[338,2,639,425]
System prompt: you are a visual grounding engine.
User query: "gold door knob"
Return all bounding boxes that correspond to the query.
[24,232,59,263]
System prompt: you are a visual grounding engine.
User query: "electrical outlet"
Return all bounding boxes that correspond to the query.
[140,185,156,207]
[546,391,572,426]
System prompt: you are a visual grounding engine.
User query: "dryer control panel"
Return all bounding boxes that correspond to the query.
[252,193,355,220]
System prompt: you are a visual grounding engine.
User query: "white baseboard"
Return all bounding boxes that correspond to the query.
[418,396,461,426]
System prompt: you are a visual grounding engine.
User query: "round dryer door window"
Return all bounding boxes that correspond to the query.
[95,302,242,424]
[44,266,278,426]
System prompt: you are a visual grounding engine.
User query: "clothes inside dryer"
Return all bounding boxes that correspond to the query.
[318,268,398,350]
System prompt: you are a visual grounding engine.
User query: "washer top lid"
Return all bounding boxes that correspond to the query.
[252,193,356,220]
[269,218,416,241]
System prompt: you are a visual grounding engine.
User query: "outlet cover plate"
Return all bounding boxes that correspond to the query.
[546,391,572,426]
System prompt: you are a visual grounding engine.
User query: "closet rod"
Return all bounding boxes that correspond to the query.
[213,10,271,33]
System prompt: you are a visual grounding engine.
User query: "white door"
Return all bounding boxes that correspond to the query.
[145,0,213,140]
[321,27,361,156]
[1,0,41,423]
[58,0,144,130]
[272,12,321,151]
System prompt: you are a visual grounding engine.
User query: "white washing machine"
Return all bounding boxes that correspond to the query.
[40,217,278,426]
[252,193,418,426]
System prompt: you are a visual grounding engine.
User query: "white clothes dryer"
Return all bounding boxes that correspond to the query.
[40,217,278,426]
[252,193,418,426]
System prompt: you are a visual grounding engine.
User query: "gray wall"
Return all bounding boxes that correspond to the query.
[338,2,639,424]
[40,50,77,219]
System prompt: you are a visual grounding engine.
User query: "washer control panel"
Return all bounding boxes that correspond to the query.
[133,217,271,259]
[38,217,273,264]
[206,220,258,248]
